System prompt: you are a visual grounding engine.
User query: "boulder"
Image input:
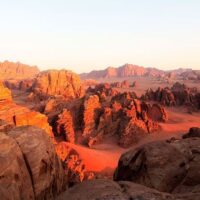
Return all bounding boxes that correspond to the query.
[0,132,35,200]
[183,127,200,138]
[114,136,200,196]
[8,126,66,199]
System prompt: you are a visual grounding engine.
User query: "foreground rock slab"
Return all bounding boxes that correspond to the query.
[0,126,66,200]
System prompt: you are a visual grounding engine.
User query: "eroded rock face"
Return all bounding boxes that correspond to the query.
[114,136,200,195]
[56,109,75,143]
[8,126,66,200]
[81,93,160,148]
[143,82,200,111]
[32,70,85,100]
[0,81,12,101]
[55,142,93,186]
[147,104,168,122]
[0,126,66,200]
[82,95,101,141]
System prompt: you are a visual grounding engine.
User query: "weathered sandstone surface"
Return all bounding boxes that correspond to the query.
[31,70,85,100]
[143,82,200,111]
[0,126,66,200]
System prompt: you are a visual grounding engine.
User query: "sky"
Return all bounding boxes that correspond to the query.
[0,0,200,73]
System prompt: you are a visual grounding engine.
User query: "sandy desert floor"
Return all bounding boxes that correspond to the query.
[66,107,200,176]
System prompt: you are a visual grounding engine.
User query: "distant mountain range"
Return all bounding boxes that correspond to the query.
[0,61,199,81]
[0,61,39,80]
[80,63,199,80]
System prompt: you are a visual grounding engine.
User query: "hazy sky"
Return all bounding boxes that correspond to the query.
[0,0,200,73]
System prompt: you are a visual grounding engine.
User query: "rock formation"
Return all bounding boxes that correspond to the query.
[0,99,53,138]
[56,109,75,143]
[0,60,39,80]
[114,133,200,196]
[82,95,101,141]
[31,70,85,100]
[143,82,200,111]
[4,79,34,91]
[183,127,200,138]
[0,81,12,101]
[0,126,66,200]
[55,142,94,187]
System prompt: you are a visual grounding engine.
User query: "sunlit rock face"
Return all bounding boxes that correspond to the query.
[0,99,53,139]
[0,81,12,101]
[31,70,85,100]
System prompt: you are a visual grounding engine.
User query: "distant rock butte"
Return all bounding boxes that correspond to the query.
[0,61,39,80]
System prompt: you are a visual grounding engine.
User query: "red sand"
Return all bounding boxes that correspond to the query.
[68,107,200,175]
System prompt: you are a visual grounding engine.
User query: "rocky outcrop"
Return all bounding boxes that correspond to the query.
[0,100,53,138]
[143,82,200,111]
[0,81,12,101]
[114,135,200,196]
[81,92,160,148]
[4,79,34,91]
[56,109,75,143]
[0,61,39,80]
[111,80,133,88]
[87,83,119,101]
[0,126,66,200]
[31,70,85,100]
[55,142,94,186]
[82,95,101,141]
[147,104,168,122]
[183,127,200,138]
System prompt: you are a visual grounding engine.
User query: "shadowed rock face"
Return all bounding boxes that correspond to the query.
[0,61,39,80]
[31,70,85,100]
[114,136,200,195]
[0,81,12,101]
[0,126,66,200]
[0,132,35,200]
[56,179,175,200]
[183,127,200,138]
